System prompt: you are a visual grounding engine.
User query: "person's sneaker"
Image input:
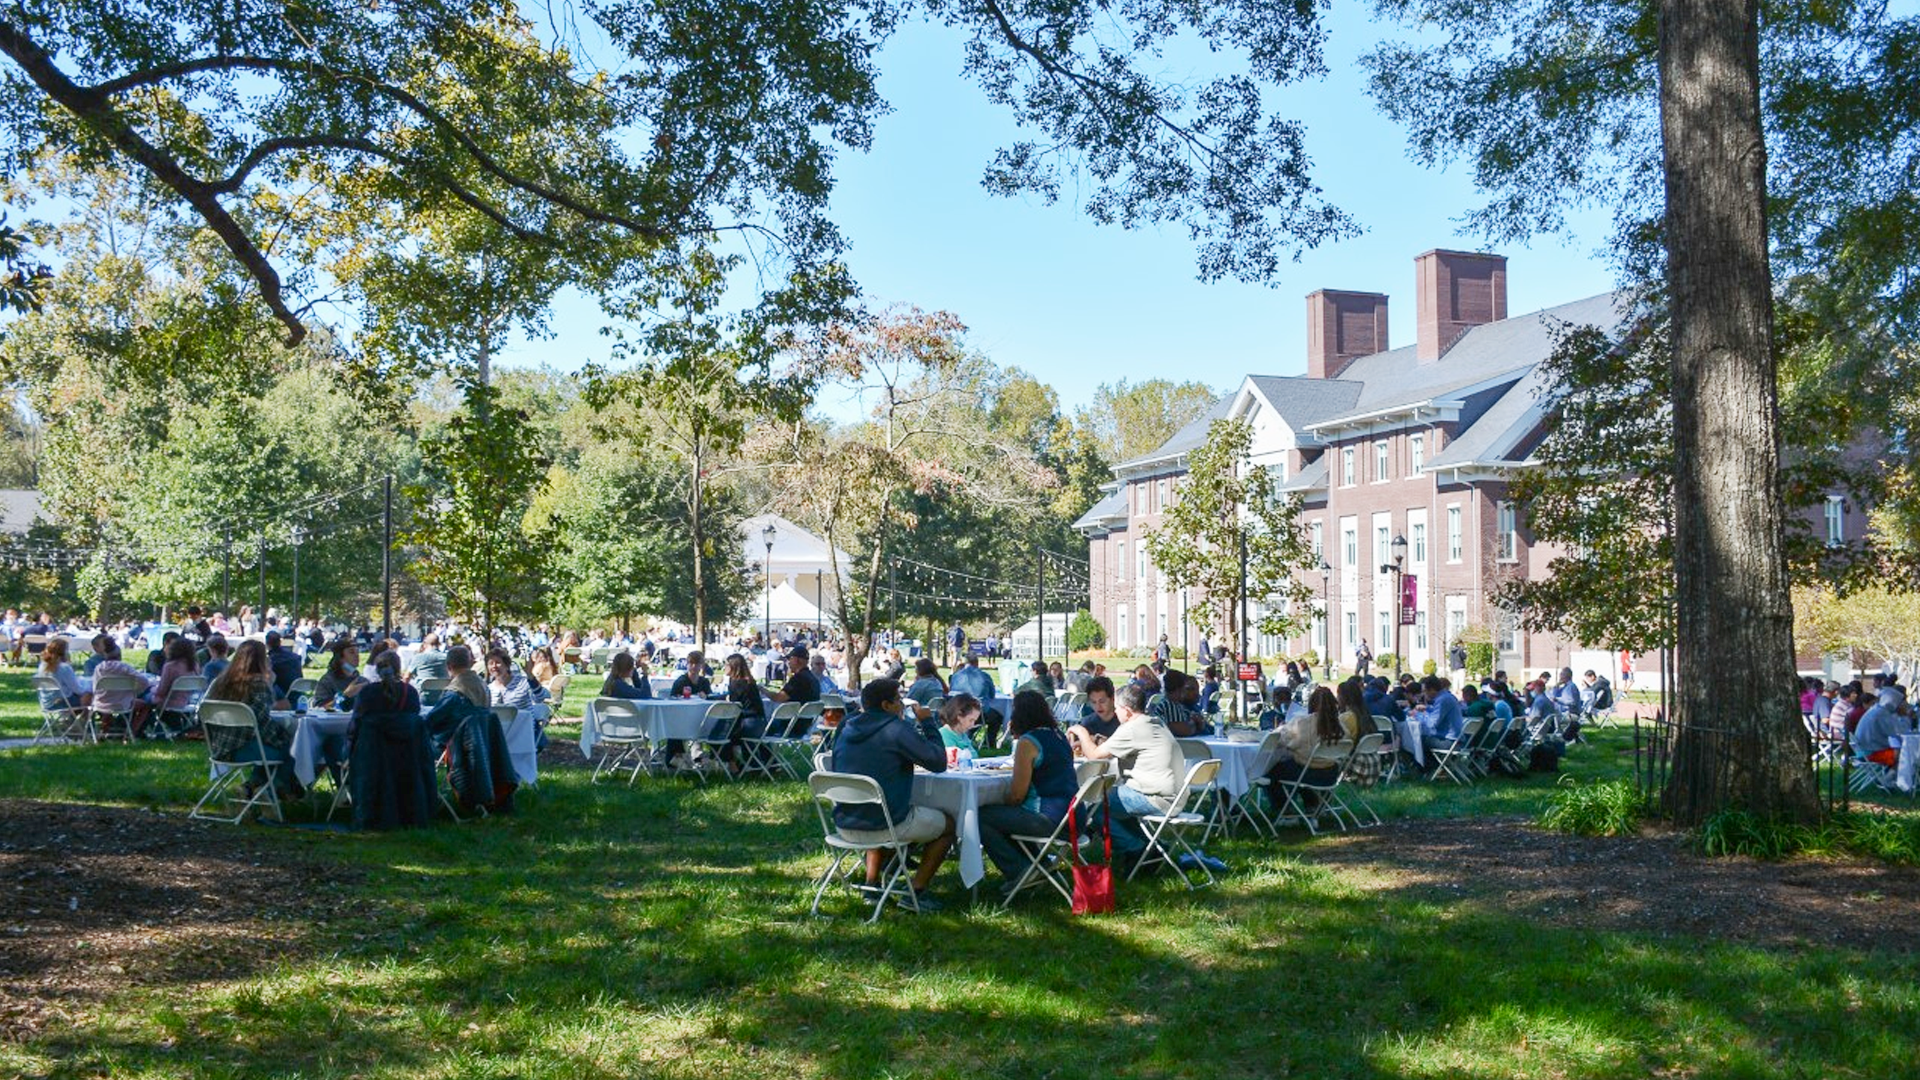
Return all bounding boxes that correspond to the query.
[895,887,943,912]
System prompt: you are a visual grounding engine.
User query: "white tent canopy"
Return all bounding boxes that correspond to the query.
[741,513,849,623]
[757,580,832,626]
[1009,613,1076,660]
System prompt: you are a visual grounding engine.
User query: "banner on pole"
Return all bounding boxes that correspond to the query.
[1400,575,1418,625]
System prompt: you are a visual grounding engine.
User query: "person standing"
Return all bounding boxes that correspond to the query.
[1354,638,1372,677]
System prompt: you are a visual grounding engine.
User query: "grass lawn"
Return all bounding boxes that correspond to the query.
[3,672,1919,1079]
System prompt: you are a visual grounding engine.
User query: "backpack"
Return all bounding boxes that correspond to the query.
[1529,737,1566,774]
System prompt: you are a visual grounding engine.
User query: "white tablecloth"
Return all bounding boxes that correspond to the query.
[579,698,713,756]
[1898,732,1918,794]
[289,711,354,787]
[1192,736,1264,799]
[1396,719,1426,767]
[911,768,1014,888]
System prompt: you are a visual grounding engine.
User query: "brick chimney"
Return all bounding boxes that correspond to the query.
[1305,289,1389,380]
[1416,250,1507,363]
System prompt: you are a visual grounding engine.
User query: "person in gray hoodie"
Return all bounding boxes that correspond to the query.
[829,678,955,911]
[1853,686,1912,767]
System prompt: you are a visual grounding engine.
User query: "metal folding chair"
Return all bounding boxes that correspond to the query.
[1128,758,1223,889]
[589,697,651,784]
[807,771,921,922]
[191,701,286,824]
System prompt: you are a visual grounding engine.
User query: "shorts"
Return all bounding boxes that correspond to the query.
[1868,748,1899,768]
[839,805,948,845]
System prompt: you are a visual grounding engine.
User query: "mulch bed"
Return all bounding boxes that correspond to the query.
[1309,816,1920,952]
[0,799,369,1041]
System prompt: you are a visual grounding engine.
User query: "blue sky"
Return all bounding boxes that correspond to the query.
[497,7,1622,413]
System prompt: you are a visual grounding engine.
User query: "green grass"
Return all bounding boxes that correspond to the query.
[4,678,1920,1079]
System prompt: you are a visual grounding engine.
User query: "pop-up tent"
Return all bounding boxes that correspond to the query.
[740,513,849,620]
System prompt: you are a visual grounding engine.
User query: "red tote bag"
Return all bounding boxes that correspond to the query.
[1069,803,1115,915]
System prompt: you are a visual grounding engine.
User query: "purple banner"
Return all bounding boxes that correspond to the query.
[1400,575,1418,624]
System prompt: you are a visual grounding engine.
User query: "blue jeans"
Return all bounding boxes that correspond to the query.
[1104,784,1165,858]
[978,803,1062,882]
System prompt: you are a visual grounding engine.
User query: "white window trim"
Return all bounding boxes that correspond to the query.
[1496,500,1519,564]
[1341,447,1356,487]
[1409,433,1425,478]
[1373,440,1390,484]
[1446,505,1463,564]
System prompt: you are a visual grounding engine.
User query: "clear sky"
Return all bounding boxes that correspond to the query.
[497,6,1623,413]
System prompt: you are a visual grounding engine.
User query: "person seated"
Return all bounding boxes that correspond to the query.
[906,657,947,709]
[445,645,488,707]
[83,633,115,677]
[348,650,435,830]
[1262,685,1349,817]
[1462,682,1495,722]
[1128,664,1160,696]
[35,637,89,712]
[934,694,982,756]
[808,653,843,697]
[89,644,152,735]
[1198,665,1222,714]
[486,646,537,711]
[828,677,954,911]
[1363,676,1404,724]
[1157,670,1209,737]
[201,634,233,684]
[1335,679,1381,786]
[599,651,653,700]
[1853,687,1911,768]
[1048,661,1067,690]
[1017,660,1054,698]
[948,653,1000,741]
[669,650,714,698]
[1066,661,1096,693]
[1079,683,1186,865]
[1420,676,1466,762]
[1581,670,1614,714]
[878,648,906,681]
[407,632,450,683]
[978,690,1079,894]
[264,631,304,697]
[313,640,366,709]
[770,646,822,704]
[205,639,296,795]
[718,652,769,772]
[151,636,204,734]
[527,647,561,696]
[145,630,180,677]
[1067,675,1120,754]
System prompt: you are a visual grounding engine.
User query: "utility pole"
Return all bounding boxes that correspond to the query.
[381,475,393,641]
[1036,543,1045,667]
[222,529,232,612]
[257,531,267,624]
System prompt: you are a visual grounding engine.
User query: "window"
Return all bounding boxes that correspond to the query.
[1341,447,1355,486]
[1156,478,1167,511]
[1497,501,1518,562]
[1136,543,1147,580]
[1377,611,1393,649]
[1375,525,1390,569]
[1342,525,1357,567]
[1309,521,1324,561]
[1117,604,1129,648]
[1137,610,1147,645]
[1497,615,1518,653]
[1374,440,1390,482]
[1345,611,1358,651]
[1412,521,1428,565]
[1414,616,1428,653]
[1158,612,1168,637]
[1826,495,1846,547]
[1117,540,1127,581]
[1447,506,1463,562]
[1314,610,1327,651]
[1410,434,1425,474]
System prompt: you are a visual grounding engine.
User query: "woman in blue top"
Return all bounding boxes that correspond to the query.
[599,652,653,700]
[978,689,1080,893]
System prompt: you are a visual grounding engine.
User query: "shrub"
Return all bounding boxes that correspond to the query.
[1373,652,1400,671]
[1067,610,1105,652]
[1299,649,1319,670]
[1538,778,1644,837]
[1465,641,1497,679]
[1421,658,1438,676]
[1696,808,1920,863]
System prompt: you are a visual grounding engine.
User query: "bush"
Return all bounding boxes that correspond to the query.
[1539,779,1645,837]
[1299,649,1319,670]
[1067,610,1105,652]
[1421,658,1438,676]
[1696,808,1920,863]
[1465,641,1497,679]
[1373,652,1400,671]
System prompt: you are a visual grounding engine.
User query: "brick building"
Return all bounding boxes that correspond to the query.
[1076,249,1641,677]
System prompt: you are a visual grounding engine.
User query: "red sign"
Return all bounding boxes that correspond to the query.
[1400,575,1419,625]
[1237,662,1263,683]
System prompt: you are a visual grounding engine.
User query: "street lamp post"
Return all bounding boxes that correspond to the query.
[1379,534,1408,679]
[1318,559,1332,681]
[761,523,777,652]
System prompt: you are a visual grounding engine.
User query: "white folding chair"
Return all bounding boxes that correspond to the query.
[1175,737,1231,842]
[32,674,91,744]
[1265,740,1357,836]
[1371,714,1405,783]
[1128,758,1223,889]
[741,702,804,781]
[807,771,920,922]
[191,701,286,824]
[1428,718,1484,785]
[417,678,452,708]
[1003,767,1114,908]
[689,702,743,784]
[589,698,653,784]
[1230,729,1292,838]
[155,674,209,739]
[89,673,143,743]
[287,678,319,710]
[1335,733,1388,828]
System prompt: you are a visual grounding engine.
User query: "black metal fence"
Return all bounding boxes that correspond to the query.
[1631,710,1849,820]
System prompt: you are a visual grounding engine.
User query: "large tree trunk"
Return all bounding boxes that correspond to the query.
[1658,0,1819,824]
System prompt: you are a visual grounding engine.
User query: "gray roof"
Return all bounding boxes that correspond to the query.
[1244,376,1364,430]
[1426,366,1555,469]
[1329,292,1625,418]
[1071,488,1129,532]
[1277,456,1328,494]
[0,489,39,534]
[1113,394,1234,472]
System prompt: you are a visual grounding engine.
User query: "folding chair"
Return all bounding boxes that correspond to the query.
[89,673,143,743]
[1372,714,1405,783]
[1467,714,1510,778]
[1128,758,1223,889]
[589,697,651,784]
[1053,693,1088,725]
[807,771,921,922]
[1806,716,1846,766]
[1336,733,1387,828]
[1265,740,1358,835]
[1229,729,1292,838]
[758,702,821,780]
[191,701,286,824]
[153,674,209,739]
[1427,718,1484,785]
[589,648,613,674]
[742,703,804,781]
[1175,737,1231,842]
[417,678,452,708]
[689,702,743,784]
[32,674,91,744]
[1003,766,1114,907]
[287,678,318,711]
[546,674,571,712]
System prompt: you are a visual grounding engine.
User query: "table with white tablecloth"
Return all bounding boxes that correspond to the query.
[579,697,714,757]
[218,710,353,788]
[911,767,1014,888]
[499,708,541,785]
[1898,731,1919,794]
[1190,736,1265,799]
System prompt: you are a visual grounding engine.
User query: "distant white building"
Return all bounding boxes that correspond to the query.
[1008,612,1076,660]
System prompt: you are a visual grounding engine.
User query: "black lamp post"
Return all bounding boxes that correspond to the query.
[1318,558,1332,680]
[761,522,777,650]
[1379,534,1408,678]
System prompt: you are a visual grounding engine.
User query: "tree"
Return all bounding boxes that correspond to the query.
[1067,610,1107,652]
[1361,0,1920,823]
[1144,417,1316,717]
[1795,584,1920,682]
[4,0,1361,353]
[1076,380,1220,463]
[403,379,550,635]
